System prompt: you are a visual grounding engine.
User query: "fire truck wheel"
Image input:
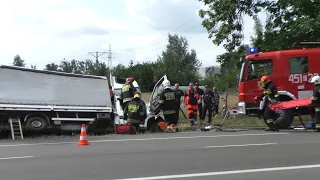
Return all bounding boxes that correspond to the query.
[263,108,294,129]
[25,116,48,131]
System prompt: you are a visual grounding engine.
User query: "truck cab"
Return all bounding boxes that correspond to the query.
[110,74,170,133]
[238,44,320,128]
[109,75,154,132]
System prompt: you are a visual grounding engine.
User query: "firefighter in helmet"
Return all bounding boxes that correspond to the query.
[309,75,320,132]
[254,75,280,131]
[159,79,178,132]
[124,93,145,133]
[120,77,138,120]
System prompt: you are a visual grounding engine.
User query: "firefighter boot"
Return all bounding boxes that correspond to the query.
[265,119,279,131]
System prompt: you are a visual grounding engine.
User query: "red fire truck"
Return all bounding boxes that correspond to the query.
[237,42,320,129]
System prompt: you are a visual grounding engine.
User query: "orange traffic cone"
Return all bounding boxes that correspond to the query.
[78,124,89,146]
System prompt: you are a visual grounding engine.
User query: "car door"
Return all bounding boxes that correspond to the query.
[149,75,167,114]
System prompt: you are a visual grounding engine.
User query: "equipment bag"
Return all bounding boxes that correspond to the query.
[114,124,136,135]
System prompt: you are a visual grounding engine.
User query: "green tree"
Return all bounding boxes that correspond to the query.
[250,17,264,51]
[45,63,59,71]
[157,34,202,84]
[198,0,320,51]
[13,55,26,67]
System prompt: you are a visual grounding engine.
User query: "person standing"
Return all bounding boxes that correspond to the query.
[202,85,215,124]
[194,83,204,120]
[159,79,178,132]
[212,87,221,115]
[185,82,199,129]
[254,75,280,131]
[309,75,320,132]
[120,77,138,120]
[173,83,184,122]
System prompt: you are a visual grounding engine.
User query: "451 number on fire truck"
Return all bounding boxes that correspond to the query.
[289,73,319,83]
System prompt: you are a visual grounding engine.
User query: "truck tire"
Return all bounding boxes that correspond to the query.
[25,116,48,132]
[263,106,294,129]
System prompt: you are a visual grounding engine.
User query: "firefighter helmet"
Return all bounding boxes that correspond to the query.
[126,77,134,83]
[260,75,271,83]
[162,79,171,89]
[310,75,320,85]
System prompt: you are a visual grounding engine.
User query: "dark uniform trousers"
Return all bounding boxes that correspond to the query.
[202,105,213,123]
[201,90,214,123]
[260,82,280,127]
[198,103,203,119]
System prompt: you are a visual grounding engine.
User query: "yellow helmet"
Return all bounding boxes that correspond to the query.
[134,93,141,99]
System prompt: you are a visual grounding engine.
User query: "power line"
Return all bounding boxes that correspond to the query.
[145,18,195,47]
[138,23,203,53]
[123,17,198,53]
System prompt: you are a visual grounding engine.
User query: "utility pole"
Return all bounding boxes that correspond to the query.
[88,51,107,68]
[107,44,113,70]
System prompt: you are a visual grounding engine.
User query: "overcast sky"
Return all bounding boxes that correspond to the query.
[0,0,265,69]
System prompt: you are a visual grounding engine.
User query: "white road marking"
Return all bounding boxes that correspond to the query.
[0,156,33,160]
[0,132,289,148]
[111,164,320,180]
[204,142,277,149]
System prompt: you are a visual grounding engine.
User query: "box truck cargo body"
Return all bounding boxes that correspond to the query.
[0,65,113,133]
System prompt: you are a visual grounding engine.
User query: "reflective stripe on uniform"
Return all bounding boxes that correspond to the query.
[163,110,176,115]
[122,85,131,92]
[128,104,140,112]
[316,124,320,129]
[264,89,272,94]
[315,107,320,112]
[274,94,279,97]
[159,100,164,103]
[127,119,140,123]
[312,96,318,100]
[266,119,273,124]
[123,97,133,103]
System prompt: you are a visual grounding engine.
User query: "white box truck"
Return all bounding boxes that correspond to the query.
[0,65,114,135]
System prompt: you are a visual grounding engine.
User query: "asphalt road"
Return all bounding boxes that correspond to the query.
[0,130,319,180]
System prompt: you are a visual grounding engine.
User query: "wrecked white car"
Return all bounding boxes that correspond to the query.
[110,75,169,133]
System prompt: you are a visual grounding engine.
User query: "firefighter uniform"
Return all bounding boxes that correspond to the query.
[124,93,145,132]
[309,75,320,132]
[120,78,138,119]
[185,87,199,127]
[256,75,280,130]
[159,85,178,126]
[202,86,215,124]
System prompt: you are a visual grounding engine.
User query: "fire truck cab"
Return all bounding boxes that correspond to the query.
[237,43,320,128]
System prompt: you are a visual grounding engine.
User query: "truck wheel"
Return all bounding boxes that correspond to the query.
[263,107,294,129]
[25,117,48,131]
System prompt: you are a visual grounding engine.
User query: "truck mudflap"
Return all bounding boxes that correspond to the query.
[269,98,312,111]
